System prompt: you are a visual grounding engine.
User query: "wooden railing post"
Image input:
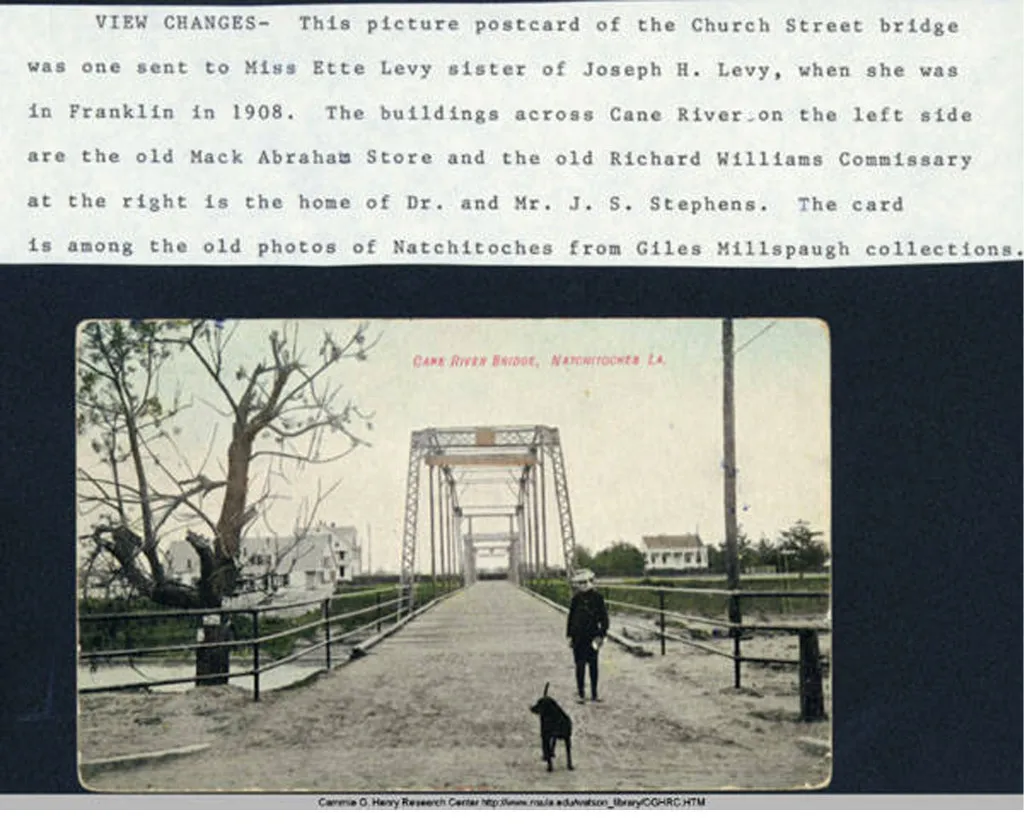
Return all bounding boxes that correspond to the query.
[659,590,666,656]
[376,592,382,633]
[251,610,260,703]
[731,592,743,689]
[798,629,826,721]
[323,599,332,671]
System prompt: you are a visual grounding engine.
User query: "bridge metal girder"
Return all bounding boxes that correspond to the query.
[399,425,577,607]
[467,531,519,542]
[544,428,578,580]
[415,426,548,449]
[397,432,430,613]
[426,453,537,468]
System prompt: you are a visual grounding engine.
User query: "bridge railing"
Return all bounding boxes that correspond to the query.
[527,577,831,721]
[78,577,463,702]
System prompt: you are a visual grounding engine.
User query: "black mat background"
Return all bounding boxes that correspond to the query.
[0,262,1020,796]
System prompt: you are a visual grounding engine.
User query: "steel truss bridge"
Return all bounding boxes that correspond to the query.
[398,425,577,612]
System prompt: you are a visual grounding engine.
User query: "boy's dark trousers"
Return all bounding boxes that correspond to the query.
[572,639,599,699]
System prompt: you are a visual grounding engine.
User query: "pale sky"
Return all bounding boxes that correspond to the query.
[77,318,831,574]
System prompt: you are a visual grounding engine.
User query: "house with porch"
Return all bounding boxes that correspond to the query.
[238,523,362,594]
[642,534,708,573]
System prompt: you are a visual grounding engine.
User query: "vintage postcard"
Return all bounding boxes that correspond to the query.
[76,317,831,795]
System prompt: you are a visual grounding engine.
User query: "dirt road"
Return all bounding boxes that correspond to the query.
[80,580,830,793]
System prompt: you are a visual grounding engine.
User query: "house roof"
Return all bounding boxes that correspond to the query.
[164,525,360,576]
[642,534,704,549]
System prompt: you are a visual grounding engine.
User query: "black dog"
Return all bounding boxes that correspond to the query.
[529,682,574,772]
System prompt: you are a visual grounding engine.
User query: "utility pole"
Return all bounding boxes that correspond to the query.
[722,319,741,621]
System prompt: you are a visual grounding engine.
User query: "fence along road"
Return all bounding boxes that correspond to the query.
[81,580,831,792]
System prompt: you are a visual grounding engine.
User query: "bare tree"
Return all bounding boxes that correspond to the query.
[77,319,377,679]
[77,320,197,607]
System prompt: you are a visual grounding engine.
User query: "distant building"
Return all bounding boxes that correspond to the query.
[164,540,200,586]
[642,534,708,573]
[164,522,363,596]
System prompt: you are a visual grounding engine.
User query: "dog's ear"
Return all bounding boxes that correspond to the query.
[543,682,550,697]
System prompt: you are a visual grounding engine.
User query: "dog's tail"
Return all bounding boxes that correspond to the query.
[543,682,550,697]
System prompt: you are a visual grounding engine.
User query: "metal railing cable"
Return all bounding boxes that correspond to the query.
[78,580,462,701]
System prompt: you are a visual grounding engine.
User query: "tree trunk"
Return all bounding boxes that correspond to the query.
[185,532,235,685]
[192,431,251,685]
[149,580,202,610]
[196,616,232,686]
[216,433,252,577]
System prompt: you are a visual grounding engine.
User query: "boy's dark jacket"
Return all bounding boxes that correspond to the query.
[566,588,609,641]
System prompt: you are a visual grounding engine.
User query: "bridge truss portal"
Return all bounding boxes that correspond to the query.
[398,425,577,613]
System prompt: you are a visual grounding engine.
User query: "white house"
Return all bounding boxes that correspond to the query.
[642,534,708,573]
[164,540,201,586]
[164,523,363,596]
[240,523,362,593]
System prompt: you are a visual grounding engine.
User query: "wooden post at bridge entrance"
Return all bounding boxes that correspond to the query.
[799,629,826,721]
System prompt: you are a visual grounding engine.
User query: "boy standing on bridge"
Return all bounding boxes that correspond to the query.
[566,570,609,704]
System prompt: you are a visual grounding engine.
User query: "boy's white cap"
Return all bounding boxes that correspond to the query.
[572,569,595,584]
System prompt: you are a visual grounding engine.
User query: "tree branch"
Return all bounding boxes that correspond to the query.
[249,445,360,465]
